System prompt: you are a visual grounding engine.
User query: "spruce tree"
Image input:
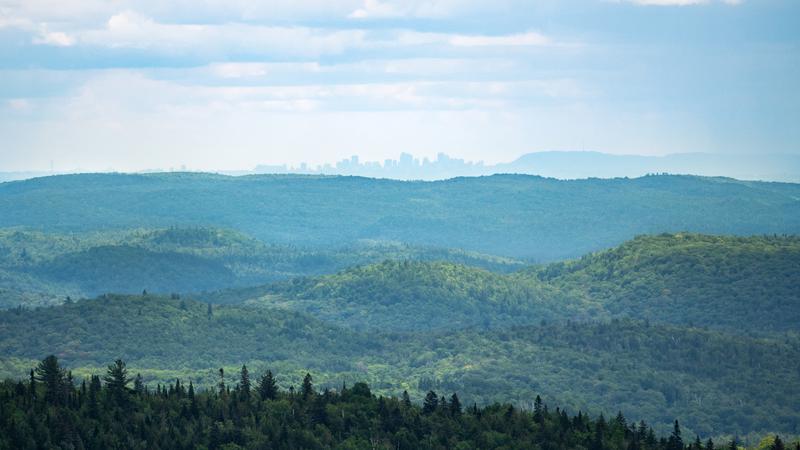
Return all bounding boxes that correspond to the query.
[239,364,251,400]
[449,393,462,417]
[34,355,65,405]
[422,390,438,414]
[668,420,683,450]
[103,359,130,407]
[258,370,277,401]
[301,373,314,400]
[28,369,36,401]
[133,373,144,395]
[401,390,412,409]
[773,436,785,450]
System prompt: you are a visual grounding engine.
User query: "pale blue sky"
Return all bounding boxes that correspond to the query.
[0,0,798,171]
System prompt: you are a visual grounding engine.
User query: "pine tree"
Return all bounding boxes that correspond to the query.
[422,391,438,414]
[449,393,462,417]
[705,438,715,450]
[103,359,130,407]
[34,355,65,405]
[668,420,683,450]
[258,370,277,401]
[239,364,251,400]
[88,375,101,418]
[133,373,144,395]
[534,395,544,424]
[301,373,314,400]
[401,390,412,409]
[773,436,785,450]
[29,369,36,401]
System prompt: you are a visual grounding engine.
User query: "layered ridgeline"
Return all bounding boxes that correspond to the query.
[0,227,523,308]
[2,173,799,260]
[0,295,798,439]
[1,235,800,437]
[229,234,800,334]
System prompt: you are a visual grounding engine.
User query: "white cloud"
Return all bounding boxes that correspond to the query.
[622,0,742,5]
[449,31,550,47]
[32,24,76,46]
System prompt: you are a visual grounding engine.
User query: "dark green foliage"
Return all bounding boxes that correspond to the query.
[0,294,799,437]
[33,355,65,405]
[0,356,706,450]
[258,370,278,401]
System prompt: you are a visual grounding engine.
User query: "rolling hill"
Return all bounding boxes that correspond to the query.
[0,294,797,438]
[225,234,800,335]
[0,227,524,308]
[2,172,799,260]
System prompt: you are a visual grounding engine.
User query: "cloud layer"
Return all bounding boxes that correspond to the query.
[0,0,797,172]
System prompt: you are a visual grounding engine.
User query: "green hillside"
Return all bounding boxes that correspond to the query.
[233,234,800,334]
[246,260,590,331]
[528,233,800,333]
[2,173,798,260]
[0,227,524,307]
[0,295,798,437]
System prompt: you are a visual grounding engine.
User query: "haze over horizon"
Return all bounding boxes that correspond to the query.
[2,0,799,172]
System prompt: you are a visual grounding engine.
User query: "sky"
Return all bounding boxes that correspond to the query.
[0,0,798,172]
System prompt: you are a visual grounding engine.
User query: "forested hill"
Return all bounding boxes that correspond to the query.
[2,172,799,260]
[1,295,799,438]
[230,234,800,334]
[0,227,523,308]
[525,233,800,333]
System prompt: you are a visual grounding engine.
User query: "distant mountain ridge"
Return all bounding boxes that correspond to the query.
[2,173,799,262]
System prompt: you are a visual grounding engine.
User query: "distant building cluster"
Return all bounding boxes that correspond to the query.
[253,153,490,180]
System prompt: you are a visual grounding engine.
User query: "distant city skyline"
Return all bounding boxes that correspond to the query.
[3,150,799,183]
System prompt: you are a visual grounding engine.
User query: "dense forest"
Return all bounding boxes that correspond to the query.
[2,355,798,450]
[228,234,800,334]
[0,227,523,308]
[1,173,799,447]
[1,173,799,260]
[1,294,798,438]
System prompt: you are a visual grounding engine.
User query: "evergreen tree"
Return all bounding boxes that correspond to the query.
[422,391,438,414]
[34,355,65,405]
[103,359,130,406]
[773,436,785,450]
[28,369,36,401]
[301,373,314,400]
[449,393,462,417]
[705,439,715,450]
[239,364,251,400]
[133,373,144,395]
[257,370,277,401]
[534,395,544,424]
[668,420,683,450]
[401,390,412,409]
